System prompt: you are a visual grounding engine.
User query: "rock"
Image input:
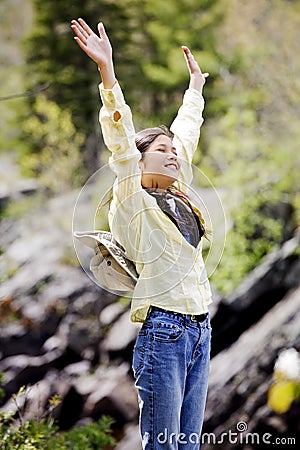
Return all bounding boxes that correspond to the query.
[227,228,300,309]
[211,228,300,354]
[0,179,39,211]
[0,322,37,359]
[64,361,91,378]
[101,310,140,352]
[81,364,138,426]
[209,287,300,394]
[0,293,64,359]
[99,301,128,326]
[203,287,300,448]
[38,266,96,303]
[43,334,67,353]
[55,385,85,430]
[50,307,103,362]
[0,349,67,401]
[0,262,56,300]
[71,293,102,317]
[115,424,141,450]
[207,285,224,318]
[0,376,52,422]
[0,264,110,360]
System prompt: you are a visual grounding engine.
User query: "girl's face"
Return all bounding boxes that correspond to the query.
[139,135,180,189]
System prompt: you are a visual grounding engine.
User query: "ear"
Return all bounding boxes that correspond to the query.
[138,158,145,171]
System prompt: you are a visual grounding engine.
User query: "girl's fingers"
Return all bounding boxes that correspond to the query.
[71,20,87,38]
[78,18,93,37]
[71,22,87,43]
[97,22,107,40]
[182,45,209,79]
[182,46,196,66]
[181,45,190,55]
[74,36,88,53]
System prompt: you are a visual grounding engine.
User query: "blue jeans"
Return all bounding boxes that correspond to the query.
[132,308,211,450]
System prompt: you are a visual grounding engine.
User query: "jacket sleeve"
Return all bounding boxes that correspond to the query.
[99,82,142,195]
[170,88,205,193]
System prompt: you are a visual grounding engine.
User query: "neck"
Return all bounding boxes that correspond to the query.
[143,187,168,192]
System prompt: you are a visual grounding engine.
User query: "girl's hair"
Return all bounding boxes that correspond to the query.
[135,126,173,156]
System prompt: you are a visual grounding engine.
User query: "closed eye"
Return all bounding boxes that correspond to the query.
[155,147,178,156]
[156,148,166,152]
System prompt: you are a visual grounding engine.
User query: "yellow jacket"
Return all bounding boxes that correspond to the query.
[99,82,212,323]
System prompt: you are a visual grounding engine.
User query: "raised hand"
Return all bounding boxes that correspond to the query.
[182,46,209,92]
[71,18,116,89]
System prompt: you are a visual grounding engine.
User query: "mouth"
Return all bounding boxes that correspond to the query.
[165,163,179,171]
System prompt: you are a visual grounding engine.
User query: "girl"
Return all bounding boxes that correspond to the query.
[71,18,212,450]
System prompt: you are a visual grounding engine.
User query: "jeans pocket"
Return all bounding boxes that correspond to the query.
[152,320,184,343]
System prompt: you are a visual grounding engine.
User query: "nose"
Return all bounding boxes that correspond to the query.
[166,152,180,169]
[167,152,177,161]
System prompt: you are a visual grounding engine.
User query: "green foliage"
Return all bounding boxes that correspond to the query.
[0,70,27,154]
[0,415,53,450]
[200,0,300,291]
[211,187,294,295]
[23,0,101,133]
[0,415,115,450]
[48,416,115,450]
[21,0,223,153]
[0,193,46,221]
[60,246,81,267]
[20,94,84,193]
[124,0,223,126]
[202,91,299,294]
[0,381,115,450]
[0,0,32,153]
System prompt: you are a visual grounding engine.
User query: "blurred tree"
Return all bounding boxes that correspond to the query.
[0,0,32,153]
[20,0,222,177]
[4,0,299,290]
[22,94,84,194]
[22,0,137,173]
[124,0,223,128]
[203,0,300,293]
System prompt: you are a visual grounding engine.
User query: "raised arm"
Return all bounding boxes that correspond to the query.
[170,47,208,192]
[182,46,209,93]
[71,18,141,199]
[71,18,116,89]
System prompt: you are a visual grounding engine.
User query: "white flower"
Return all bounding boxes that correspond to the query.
[274,348,300,381]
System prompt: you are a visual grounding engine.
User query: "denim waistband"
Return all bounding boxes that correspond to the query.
[148,306,209,324]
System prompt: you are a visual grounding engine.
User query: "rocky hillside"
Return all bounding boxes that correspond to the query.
[1,0,299,446]
[0,174,299,449]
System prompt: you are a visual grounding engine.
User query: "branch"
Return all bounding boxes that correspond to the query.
[0,83,50,101]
